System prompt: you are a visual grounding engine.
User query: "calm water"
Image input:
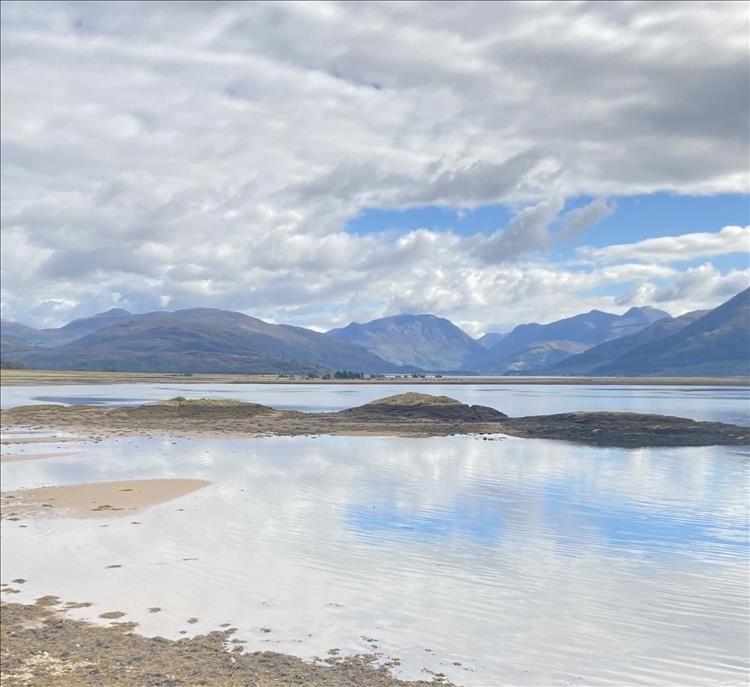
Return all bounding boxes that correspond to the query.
[2,382,749,425]
[2,431,749,686]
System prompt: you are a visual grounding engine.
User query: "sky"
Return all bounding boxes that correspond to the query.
[1,1,748,336]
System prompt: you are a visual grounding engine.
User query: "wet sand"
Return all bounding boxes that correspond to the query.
[1,436,81,446]
[0,600,452,687]
[0,479,210,520]
[0,451,78,463]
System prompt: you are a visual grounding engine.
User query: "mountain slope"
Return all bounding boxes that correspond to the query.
[477,332,505,349]
[327,314,485,371]
[544,310,707,375]
[485,306,670,358]
[475,306,670,373]
[487,340,591,374]
[0,320,51,346]
[5,308,403,374]
[594,288,749,377]
[42,308,136,345]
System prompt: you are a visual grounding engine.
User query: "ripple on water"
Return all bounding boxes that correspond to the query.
[1,433,748,685]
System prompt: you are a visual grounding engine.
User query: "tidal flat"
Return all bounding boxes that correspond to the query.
[1,385,749,685]
[3,394,748,447]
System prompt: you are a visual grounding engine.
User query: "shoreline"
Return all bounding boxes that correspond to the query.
[2,369,748,387]
[0,599,452,687]
[2,395,748,448]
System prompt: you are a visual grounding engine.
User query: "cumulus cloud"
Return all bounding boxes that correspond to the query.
[0,1,748,330]
[579,226,750,264]
[556,198,617,242]
[614,264,750,314]
[473,196,616,263]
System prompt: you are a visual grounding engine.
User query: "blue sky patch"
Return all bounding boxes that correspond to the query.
[346,194,750,254]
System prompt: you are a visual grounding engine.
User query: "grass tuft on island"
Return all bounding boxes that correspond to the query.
[2,393,747,448]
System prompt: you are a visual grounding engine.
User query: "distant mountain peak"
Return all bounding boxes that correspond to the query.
[328,313,483,371]
[621,305,671,320]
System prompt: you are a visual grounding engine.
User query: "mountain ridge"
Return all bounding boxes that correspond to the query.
[2,308,405,375]
[2,291,747,377]
[474,306,670,373]
[591,288,750,377]
[543,310,708,375]
[327,313,486,371]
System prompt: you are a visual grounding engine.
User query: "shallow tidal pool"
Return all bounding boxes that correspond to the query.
[1,432,748,685]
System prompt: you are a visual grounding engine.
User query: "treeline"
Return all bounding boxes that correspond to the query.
[296,370,377,380]
[326,370,365,379]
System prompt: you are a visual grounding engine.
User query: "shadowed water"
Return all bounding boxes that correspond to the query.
[2,433,748,685]
[2,382,749,425]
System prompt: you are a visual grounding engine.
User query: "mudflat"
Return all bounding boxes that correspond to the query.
[0,600,452,687]
[2,393,747,448]
[0,479,210,520]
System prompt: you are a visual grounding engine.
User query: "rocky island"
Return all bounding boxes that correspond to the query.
[2,393,747,448]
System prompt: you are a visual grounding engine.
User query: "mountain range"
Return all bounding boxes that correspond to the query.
[2,288,748,377]
[584,288,749,377]
[1,308,403,375]
[474,306,670,374]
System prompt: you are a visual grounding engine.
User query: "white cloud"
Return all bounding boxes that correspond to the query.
[578,226,750,264]
[614,264,750,315]
[0,1,748,330]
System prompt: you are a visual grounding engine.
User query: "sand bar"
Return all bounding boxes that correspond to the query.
[1,451,79,463]
[1,436,82,446]
[1,479,210,520]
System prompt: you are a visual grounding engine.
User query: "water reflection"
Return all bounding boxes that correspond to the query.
[1,435,748,685]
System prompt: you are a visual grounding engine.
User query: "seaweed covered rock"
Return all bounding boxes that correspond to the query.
[501,412,750,447]
[338,393,507,422]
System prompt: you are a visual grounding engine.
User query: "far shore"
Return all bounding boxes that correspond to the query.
[2,369,748,387]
